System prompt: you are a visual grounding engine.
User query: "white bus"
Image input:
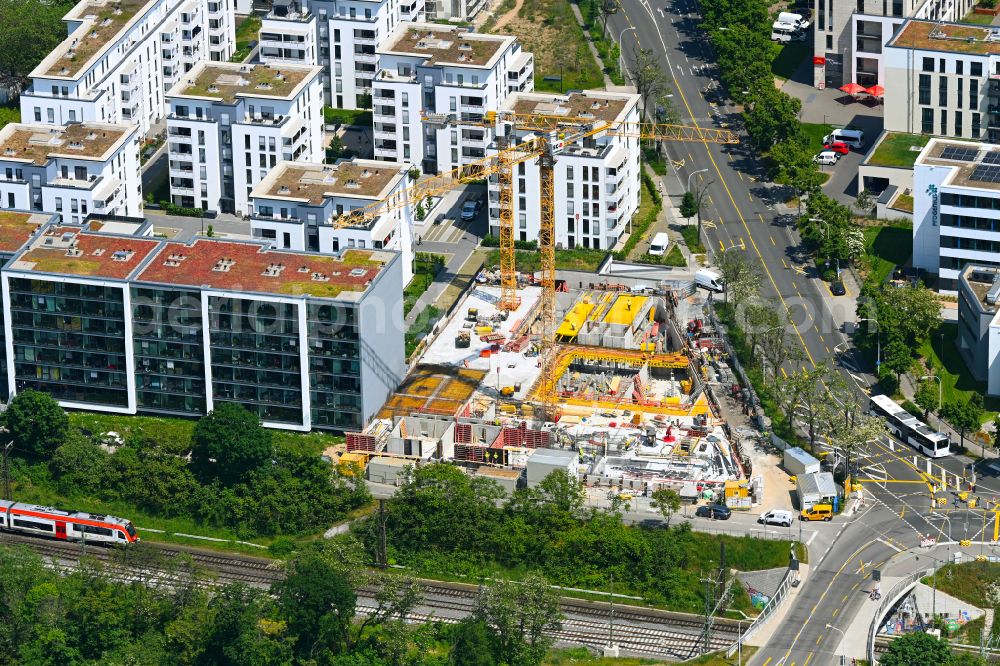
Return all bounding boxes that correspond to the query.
[868,394,951,458]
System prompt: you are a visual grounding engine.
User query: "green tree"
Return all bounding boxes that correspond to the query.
[628,46,669,121]
[942,394,984,451]
[743,87,802,150]
[858,283,941,348]
[202,584,293,666]
[882,339,914,385]
[449,619,495,666]
[597,0,617,36]
[680,191,698,219]
[717,249,757,306]
[3,389,70,460]
[277,550,357,658]
[0,0,69,96]
[914,378,941,419]
[191,403,274,485]
[769,139,824,214]
[474,574,563,666]
[879,630,952,666]
[650,488,681,526]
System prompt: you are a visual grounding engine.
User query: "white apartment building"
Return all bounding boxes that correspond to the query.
[372,23,533,174]
[911,137,1000,292]
[258,0,423,110]
[20,0,236,138]
[883,20,1000,142]
[424,0,486,22]
[164,61,323,215]
[486,91,641,251]
[249,158,415,286]
[812,0,975,88]
[0,122,142,223]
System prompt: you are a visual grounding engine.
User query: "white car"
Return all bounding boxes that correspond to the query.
[758,509,794,527]
[814,150,840,165]
[461,200,481,220]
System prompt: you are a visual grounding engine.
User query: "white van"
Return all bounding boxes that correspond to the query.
[778,11,810,29]
[814,150,840,165]
[649,232,669,256]
[695,268,724,292]
[771,21,796,42]
[822,128,864,149]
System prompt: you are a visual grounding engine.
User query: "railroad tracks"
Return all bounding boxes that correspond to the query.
[0,533,740,660]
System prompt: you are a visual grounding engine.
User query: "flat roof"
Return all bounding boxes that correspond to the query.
[507,91,636,125]
[0,212,53,254]
[0,123,135,165]
[915,137,1000,191]
[9,226,160,280]
[889,19,1000,55]
[170,62,321,103]
[380,23,513,68]
[41,0,151,78]
[961,264,1000,313]
[252,160,405,205]
[136,239,392,299]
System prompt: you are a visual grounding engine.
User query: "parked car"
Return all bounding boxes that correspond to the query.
[823,141,850,155]
[800,504,834,521]
[695,504,732,520]
[461,200,481,220]
[814,150,840,165]
[830,280,846,296]
[758,509,794,527]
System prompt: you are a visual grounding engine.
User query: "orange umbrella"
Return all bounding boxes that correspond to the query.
[839,82,866,94]
[865,84,885,98]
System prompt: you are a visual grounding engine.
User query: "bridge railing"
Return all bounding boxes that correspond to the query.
[725,563,795,657]
[866,568,932,664]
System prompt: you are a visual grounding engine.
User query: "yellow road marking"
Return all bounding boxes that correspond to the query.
[816,634,823,645]
[855,478,926,483]
[781,367,788,378]
[804,653,813,666]
[852,582,860,591]
[832,609,839,618]
[819,334,825,343]
[842,594,849,602]
[719,240,725,252]
[617,2,817,367]
[761,659,772,666]
[770,236,776,246]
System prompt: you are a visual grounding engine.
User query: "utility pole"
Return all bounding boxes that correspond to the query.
[2,440,12,500]
[376,499,388,568]
[609,572,615,650]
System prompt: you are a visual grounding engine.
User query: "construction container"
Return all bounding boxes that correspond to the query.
[526,448,577,487]
[724,480,751,509]
[367,456,415,485]
[783,447,820,477]
[476,467,521,495]
[337,451,369,476]
[796,471,838,510]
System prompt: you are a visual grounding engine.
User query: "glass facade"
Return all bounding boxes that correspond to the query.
[208,296,304,425]
[0,253,10,400]
[308,302,363,430]
[7,278,129,407]
[132,287,206,415]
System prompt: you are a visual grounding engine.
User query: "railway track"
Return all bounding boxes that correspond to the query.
[0,533,741,660]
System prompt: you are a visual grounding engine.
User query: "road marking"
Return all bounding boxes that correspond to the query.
[617,0,818,367]
[762,659,772,666]
[816,634,823,645]
[804,652,813,666]
[878,538,903,552]
[832,609,839,618]
[781,367,788,378]
[842,594,849,602]
[770,235,776,246]
[852,582,860,591]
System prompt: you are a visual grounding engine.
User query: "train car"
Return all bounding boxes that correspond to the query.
[0,501,139,545]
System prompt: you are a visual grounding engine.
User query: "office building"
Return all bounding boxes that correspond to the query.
[0,122,142,222]
[1,222,405,431]
[20,0,236,137]
[249,158,415,285]
[164,60,324,215]
[956,264,1000,394]
[812,0,976,89]
[373,22,534,173]
[486,91,642,251]
[911,137,1000,292]
[882,20,1000,142]
[258,0,423,109]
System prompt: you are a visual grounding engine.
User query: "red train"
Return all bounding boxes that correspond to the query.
[0,501,139,545]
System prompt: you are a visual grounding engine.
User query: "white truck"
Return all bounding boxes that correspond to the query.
[778,11,810,29]
[695,268,724,292]
[648,232,669,256]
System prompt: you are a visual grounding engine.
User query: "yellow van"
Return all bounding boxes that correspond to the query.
[800,504,833,522]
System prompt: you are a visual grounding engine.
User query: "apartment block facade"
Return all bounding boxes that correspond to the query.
[165,61,324,215]
[259,0,423,110]
[20,0,236,138]
[486,91,642,251]
[373,23,533,173]
[249,158,415,286]
[955,264,1000,394]
[0,222,405,431]
[883,20,1000,142]
[0,122,143,222]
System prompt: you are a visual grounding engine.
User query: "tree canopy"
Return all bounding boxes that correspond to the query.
[0,0,74,96]
[191,403,274,485]
[3,389,69,459]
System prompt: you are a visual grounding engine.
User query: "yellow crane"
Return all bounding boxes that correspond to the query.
[337,114,737,419]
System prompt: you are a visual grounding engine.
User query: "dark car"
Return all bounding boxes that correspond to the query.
[695,504,732,520]
[830,280,846,296]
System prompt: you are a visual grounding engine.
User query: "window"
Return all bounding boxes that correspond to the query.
[13,519,52,532]
[973,62,983,77]
[923,57,934,72]
[919,74,931,105]
[958,79,964,109]
[939,59,946,73]
[973,112,982,137]
[939,77,948,107]
[956,111,963,136]
[971,79,979,103]
[940,109,947,135]
[33,107,40,122]
[54,197,62,212]
[957,61,964,75]
[922,107,934,133]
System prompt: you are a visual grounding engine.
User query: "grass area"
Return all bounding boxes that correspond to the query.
[0,106,20,131]
[230,15,261,63]
[642,146,668,175]
[403,253,446,315]
[406,304,443,360]
[799,122,835,152]
[893,192,914,213]
[483,247,608,272]
[323,106,374,127]
[861,224,912,286]
[663,245,686,266]
[579,1,626,85]
[543,646,758,665]
[619,171,663,260]
[866,132,931,168]
[680,224,706,254]
[680,647,758,665]
[917,322,1000,417]
[961,7,997,24]
[493,0,604,93]
[920,562,1000,640]
[771,40,809,81]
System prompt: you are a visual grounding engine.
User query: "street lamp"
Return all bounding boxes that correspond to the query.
[919,375,942,415]
[618,27,636,80]
[858,317,880,372]
[686,168,709,194]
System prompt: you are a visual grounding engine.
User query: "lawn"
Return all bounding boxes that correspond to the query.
[961,8,997,24]
[663,245,686,266]
[862,224,912,286]
[917,322,1000,417]
[230,15,261,63]
[771,40,809,81]
[406,304,442,359]
[323,107,374,127]
[920,561,1000,641]
[866,132,931,168]
[892,192,914,213]
[404,253,446,315]
[680,224,706,254]
[492,0,604,93]
[799,122,835,152]
[642,146,668,176]
[483,247,608,272]
[0,106,20,131]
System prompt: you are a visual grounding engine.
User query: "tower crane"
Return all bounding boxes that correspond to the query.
[336,114,737,420]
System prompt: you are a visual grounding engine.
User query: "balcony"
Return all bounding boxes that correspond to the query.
[373,106,395,120]
[374,145,398,158]
[355,52,377,64]
[354,34,378,46]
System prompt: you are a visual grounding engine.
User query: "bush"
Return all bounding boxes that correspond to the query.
[612,171,662,261]
[480,235,538,250]
[158,201,203,217]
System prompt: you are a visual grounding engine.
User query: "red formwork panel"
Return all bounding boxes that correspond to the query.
[346,432,377,452]
[500,422,550,449]
[455,443,486,463]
